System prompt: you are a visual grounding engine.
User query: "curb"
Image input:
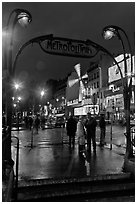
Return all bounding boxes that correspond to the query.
[18,172,131,187]
[123,159,135,177]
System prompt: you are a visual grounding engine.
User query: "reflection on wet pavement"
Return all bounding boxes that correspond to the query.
[11,128,125,180]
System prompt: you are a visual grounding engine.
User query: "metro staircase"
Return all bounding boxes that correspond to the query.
[13,173,135,202]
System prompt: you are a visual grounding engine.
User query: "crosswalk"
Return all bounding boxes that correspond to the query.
[11,125,126,150]
[11,129,79,149]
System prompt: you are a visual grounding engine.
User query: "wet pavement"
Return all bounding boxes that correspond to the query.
[11,125,126,181]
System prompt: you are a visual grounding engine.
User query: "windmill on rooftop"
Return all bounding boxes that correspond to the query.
[68,63,88,102]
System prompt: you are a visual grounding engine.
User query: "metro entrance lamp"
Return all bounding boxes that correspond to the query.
[102,25,134,159]
[3,9,32,163]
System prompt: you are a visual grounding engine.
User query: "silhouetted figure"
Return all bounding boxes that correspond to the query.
[85,113,97,154]
[29,116,33,130]
[41,116,45,130]
[99,114,106,147]
[24,116,28,129]
[66,115,77,147]
[34,115,40,134]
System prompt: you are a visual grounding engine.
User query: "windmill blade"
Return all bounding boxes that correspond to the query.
[82,73,88,79]
[68,78,79,87]
[74,63,81,78]
[79,80,85,91]
[79,80,85,101]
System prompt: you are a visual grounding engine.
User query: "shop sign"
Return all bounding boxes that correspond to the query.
[74,105,99,116]
[67,99,79,106]
[112,87,120,92]
[108,55,135,83]
[40,36,97,58]
[85,105,99,115]
[74,107,85,116]
[104,87,122,97]
[82,98,92,106]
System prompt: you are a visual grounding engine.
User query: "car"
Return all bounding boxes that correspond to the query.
[45,120,53,128]
[55,117,66,128]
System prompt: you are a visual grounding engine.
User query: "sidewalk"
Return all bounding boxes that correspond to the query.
[11,129,126,181]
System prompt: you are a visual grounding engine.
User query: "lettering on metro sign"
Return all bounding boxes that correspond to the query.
[40,36,96,58]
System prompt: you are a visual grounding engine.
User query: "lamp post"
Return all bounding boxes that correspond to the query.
[13,81,22,91]
[3,9,32,164]
[14,83,20,90]
[13,82,22,131]
[102,25,133,158]
[17,96,22,131]
[41,90,45,98]
[40,90,45,114]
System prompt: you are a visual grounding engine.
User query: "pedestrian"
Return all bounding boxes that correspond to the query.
[29,116,33,130]
[41,115,45,130]
[85,112,97,154]
[66,115,77,147]
[76,116,86,154]
[24,116,28,129]
[99,114,106,147]
[34,115,40,134]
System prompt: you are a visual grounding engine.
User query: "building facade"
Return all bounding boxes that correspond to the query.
[49,77,67,116]
[104,54,135,121]
[50,54,135,121]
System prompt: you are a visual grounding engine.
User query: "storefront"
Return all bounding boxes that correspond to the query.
[104,87,124,121]
[66,97,99,118]
[74,104,99,116]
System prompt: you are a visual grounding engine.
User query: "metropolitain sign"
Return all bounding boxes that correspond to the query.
[40,36,98,58]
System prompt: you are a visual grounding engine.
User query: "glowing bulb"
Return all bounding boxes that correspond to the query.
[17,12,32,27]
[41,90,45,97]
[103,30,114,40]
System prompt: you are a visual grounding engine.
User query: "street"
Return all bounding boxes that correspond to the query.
[11,124,126,180]
[97,124,126,147]
[12,124,126,148]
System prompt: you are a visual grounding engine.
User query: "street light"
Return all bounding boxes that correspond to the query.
[17,96,22,131]
[3,9,32,164]
[14,83,20,90]
[102,25,134,158]
[13,103,17,108]
[40,90,45,98]
[102,25,133,78]
[17,96,22,101]
[13,81,23,90]
[5,9,32,77]
[13,81,22,131]
[40,90,45,114]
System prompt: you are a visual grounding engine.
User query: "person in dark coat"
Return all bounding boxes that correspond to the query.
[34,115,40,134]
[29,116,33,130]
[85,112,97,154]
[66,115,77,147]
[24,116,28,129]
[41,116,45,130]
[99,114,106,147]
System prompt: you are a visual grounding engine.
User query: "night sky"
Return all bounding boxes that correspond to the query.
[2,2,135,84]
